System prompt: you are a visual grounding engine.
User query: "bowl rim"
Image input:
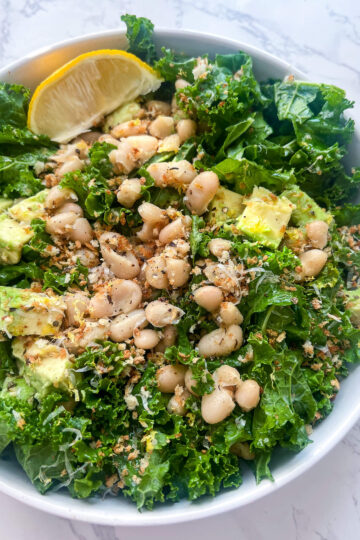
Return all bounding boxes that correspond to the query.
[0,27,302,78]
[0,27,359,527]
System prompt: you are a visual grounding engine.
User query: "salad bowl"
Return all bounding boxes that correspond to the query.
[0,27,359,526]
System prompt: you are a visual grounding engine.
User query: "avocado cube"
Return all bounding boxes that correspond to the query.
[0,215,33,265]
[103,101,141,133]
[0,199,14,213]
[0,286,65,336]
[282,186,332,227]
[207,187,244,226]
[236,186,295,248]
[12,337,72,394]
[8,189,48,224]
[346,289,360,327]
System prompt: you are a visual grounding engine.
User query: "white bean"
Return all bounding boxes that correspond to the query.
[137,222,157,242]
[55,202,83,216]
[149,116,174,139]
[109,136,158,174]
[208,238,232,259]
[217,302,243,326]
[45,212,77,235]
[197,325,243,358]
[45,186,77,210]
[57,155,84,177]
[306,220,329,249]
[298,249,328,279]
[158,134,180,153]
[166,258,191,288]
[65,292,89,326]
[175,79,190,90]
[90,279,142,319]
[147,160,197,188]
[158,218,187,245]
[89,292,113,319]
[100,232,140,279]
[138,202,168,225]
[155,325,178,352]
[133,328,160,349]
[167,386,191,416]
[111,120,147,138]
[146,100,172,116]
[234,380,260,412]
[109,279,142,315]
[184,369,199,396]
[193,286,224,312]
[110,309,147,342]
[145,256,169,289]
[171,95,178,113]
[69,217,93,244]
[185,171,219,215]
[145,300,184,327]
[213,365,241,395]
[65,319,110,352]
[117,179,142,208]
[201,388,235,424]
[176,119,196,143]
[156,364,187,393]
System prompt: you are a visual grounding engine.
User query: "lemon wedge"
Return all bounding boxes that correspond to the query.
[28,49,162,143]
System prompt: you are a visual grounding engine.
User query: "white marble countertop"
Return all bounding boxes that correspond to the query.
[0,0,360,538]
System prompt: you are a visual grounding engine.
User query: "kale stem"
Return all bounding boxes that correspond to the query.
[261,305,275,334]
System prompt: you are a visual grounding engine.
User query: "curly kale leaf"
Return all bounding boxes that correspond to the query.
[0,82,30,129]
[60,142,115,220]
[176,52,266,151]
[213,157,296,195]
[0,83,56,198]
[333,202,360,226]
[154,48,196,81]
[121,14,156,65]
[22,218,53,260]
[42,261,88,294]
[0,261,44,288]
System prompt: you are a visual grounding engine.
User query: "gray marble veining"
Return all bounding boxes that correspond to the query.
[0,1,359,538]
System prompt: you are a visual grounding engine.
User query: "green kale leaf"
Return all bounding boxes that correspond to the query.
[121,14,156,65]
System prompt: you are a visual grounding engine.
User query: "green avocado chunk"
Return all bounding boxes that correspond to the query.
[12,337,72,395]
[0,286,65,337]
[282,186,332,227]
[207,187,244,226]
[8,189,48,224]
[235,186,295,248]
[0,190,48,265]
[0,199,14,213]
[0,215,33,265]
[346,289,360,327]
[103,101,141,133]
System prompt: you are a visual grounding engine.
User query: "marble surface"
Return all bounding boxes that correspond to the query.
[0,0,360,538]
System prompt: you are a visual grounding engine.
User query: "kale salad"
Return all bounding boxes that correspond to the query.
[0,15,359,510]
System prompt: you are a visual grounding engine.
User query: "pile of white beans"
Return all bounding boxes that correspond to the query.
[156,363,260,425]
[40,86,332,430]
[43,86,227,362]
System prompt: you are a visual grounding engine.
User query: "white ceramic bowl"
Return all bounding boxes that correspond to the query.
[0,29,359,527]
